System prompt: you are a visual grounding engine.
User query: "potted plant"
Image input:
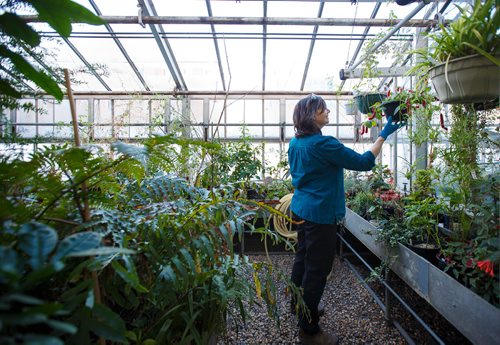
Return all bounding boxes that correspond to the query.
[402,169,445,265]
[411,0,499,107]
[359,86,441,137]
[353,92,387,115]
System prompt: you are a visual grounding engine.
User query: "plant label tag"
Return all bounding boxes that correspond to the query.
[471,170,477,179]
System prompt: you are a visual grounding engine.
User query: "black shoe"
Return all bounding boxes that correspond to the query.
[290,302,325,317]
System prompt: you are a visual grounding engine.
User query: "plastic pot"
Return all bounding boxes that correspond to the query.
[353,93,386,114]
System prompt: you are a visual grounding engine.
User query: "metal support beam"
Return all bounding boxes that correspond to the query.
[262,0,268,91]
[59,90,353,97]
[203,98,210,141]
[339,66,412,80]
[61,37,111,91]
[88,0,150,91]
[300,0,325,90]
[88,97,94,140]
[22,15,440,28]
[413,27,428,172]
[279,98,286,142]
[205,0,227,91]
[137,0,187,91]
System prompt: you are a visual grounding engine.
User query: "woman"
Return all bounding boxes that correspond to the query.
[288,94,404,345]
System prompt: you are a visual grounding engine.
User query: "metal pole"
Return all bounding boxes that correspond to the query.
[21,15,438,28]
[384,268,392,323]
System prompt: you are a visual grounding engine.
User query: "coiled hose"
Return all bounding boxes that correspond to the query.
[271,193,297,243]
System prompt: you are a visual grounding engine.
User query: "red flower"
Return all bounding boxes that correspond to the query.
[477,260,495,277]
[387,90,391,97]
[466,258,474,268]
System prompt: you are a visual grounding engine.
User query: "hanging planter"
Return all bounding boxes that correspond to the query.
[344,100,358,115]
[353,93,386,114]
[381,100,408,123]
[429,54,500,107]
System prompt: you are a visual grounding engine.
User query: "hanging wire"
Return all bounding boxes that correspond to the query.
[345,0,360,70]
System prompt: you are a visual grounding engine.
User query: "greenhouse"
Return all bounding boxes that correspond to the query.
[0,0,498,344]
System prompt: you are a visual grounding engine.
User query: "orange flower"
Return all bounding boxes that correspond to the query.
[477,260,495,277]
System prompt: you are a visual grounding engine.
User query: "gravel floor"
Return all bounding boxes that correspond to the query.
[220,254,405,345]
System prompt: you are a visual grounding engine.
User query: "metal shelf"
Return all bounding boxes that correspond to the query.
[343,208,500,345]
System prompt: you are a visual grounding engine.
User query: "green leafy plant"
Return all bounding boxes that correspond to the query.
[441,238,499,307]
[197,127,263,188]
[429,0,499,65]
[0,0,104,110]
[407,0,500,91]
[402,169,445,247]
[1,135,301,344]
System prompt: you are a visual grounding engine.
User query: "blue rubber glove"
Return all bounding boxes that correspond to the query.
[379,116,406,140]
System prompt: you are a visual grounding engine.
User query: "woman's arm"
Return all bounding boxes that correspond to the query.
[370,136,385,158]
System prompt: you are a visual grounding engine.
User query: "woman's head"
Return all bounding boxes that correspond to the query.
[293,94,330,137]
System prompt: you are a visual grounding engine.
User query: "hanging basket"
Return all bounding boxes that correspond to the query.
[353,93,386,114]
[381,100,408,122]
[344,101,358,115]
[429,54,500,107]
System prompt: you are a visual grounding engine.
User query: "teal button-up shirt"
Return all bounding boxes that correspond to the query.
[288,133,376,224]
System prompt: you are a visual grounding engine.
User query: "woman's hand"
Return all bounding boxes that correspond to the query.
[379,116,406,140]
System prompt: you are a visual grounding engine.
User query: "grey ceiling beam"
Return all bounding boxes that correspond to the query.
[22,15,442,28]
[340,66,412,79]
[300,0,325,91]
[137,0,187,91]
[262,0,268,91]
[88,0,150,91]
[205,0,226,91]
[61,36,112,91]
[63,90,353,97]
[205,0,456,2]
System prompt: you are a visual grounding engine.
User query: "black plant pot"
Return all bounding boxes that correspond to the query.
[407,241,440,266]
[436,253,448,271]
[381,100,407,122]
[353,93,386,114]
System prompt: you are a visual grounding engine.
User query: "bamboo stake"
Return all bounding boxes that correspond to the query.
[64,69,106,345]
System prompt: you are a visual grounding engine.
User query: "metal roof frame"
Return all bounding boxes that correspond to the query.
[300,0,325,91]
[61,36,112,91]
[18,0,457,95]
[137,0,188,91]
[205,0,227,91]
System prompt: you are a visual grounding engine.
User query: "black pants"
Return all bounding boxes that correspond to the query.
[291,213,337,333]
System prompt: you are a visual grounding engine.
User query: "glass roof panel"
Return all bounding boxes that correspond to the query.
[267,1,323,17]
[13,0,468,94]
[168,37,222,91]
[265,31,312,91]
[155,0,209,16]
[210,1,265,17]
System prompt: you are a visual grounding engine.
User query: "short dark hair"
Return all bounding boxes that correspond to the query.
[293,94,327,137]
